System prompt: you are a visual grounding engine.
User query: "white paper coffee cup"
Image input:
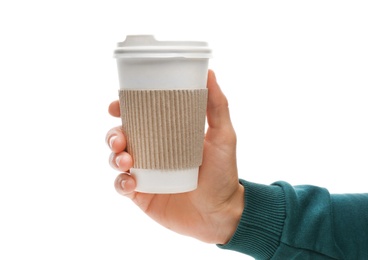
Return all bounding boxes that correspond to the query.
[114,35,211,193]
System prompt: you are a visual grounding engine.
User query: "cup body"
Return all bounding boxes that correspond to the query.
[114,35,211,193]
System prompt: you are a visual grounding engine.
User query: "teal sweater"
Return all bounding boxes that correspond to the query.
[218,180,368,259]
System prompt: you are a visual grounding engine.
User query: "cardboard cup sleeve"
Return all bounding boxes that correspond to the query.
[119,89,208,170]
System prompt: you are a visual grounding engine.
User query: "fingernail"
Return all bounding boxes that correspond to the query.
[121,180,127,190]
[115,155,121,167]
[109,135,117,149]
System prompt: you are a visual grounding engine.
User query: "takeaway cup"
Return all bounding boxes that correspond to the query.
[114,35,212,193]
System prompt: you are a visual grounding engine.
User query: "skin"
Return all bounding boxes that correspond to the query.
[106,70,244,245]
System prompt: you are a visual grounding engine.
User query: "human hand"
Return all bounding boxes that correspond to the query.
[106,70,244,244]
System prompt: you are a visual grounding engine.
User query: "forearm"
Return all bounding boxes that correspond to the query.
[218,180,368,259]
[331,193,368,259]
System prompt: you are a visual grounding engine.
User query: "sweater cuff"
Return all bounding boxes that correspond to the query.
[217,179,286,259]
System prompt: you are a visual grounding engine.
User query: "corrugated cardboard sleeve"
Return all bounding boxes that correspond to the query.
[119,89,208,170]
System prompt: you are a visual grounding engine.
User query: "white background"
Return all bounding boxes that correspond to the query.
[0,1,367,259]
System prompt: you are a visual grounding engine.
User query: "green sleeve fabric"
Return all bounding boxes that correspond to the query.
[217,179,368,259]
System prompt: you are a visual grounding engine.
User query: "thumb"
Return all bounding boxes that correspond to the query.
[206,70,234,132]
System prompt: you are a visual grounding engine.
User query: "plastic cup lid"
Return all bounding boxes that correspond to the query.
[114,35,212,59]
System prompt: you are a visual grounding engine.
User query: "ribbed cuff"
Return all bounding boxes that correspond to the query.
[217,180,286,259]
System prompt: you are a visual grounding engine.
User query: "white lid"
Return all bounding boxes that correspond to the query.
[114,35,212,59]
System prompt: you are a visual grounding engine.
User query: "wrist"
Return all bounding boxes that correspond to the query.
[217,182,245,244]
[217,180,286,258]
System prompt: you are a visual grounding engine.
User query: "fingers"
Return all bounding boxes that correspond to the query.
[109,151,133,172]
[108,100,120,117]
[105,126,127,154]
[106,126,134,171]
[114,173,137,199]
[108,100,136,199]
[107,127,135,197]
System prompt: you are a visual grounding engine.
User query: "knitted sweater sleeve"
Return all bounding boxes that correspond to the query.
[217,179,368,259]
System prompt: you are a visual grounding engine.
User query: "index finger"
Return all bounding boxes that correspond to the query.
[108,100,120,117]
